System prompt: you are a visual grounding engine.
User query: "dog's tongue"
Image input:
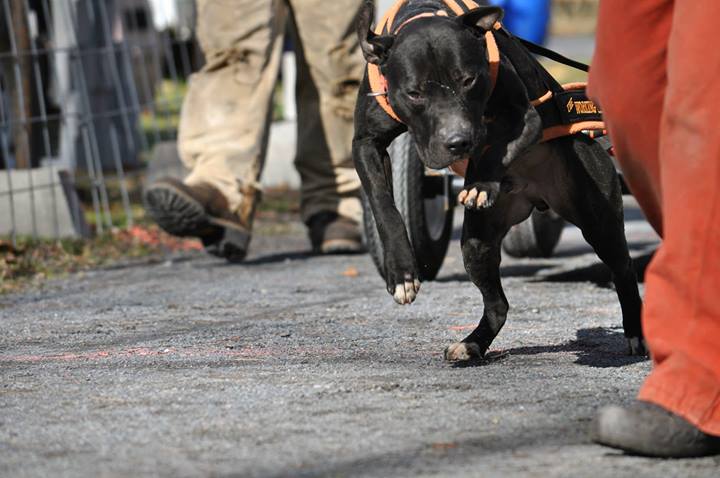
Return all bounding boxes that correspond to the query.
[449,159,469,177]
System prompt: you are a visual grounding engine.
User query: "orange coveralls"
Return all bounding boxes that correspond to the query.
[588,0,720,435]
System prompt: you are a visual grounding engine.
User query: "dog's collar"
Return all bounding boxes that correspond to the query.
[367,0,500,124]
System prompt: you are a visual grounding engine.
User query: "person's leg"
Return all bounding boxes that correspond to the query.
[590,0,720,457]
[180,0,285,210]
[636,0,720,437]
[587,0,671,235]
[287,0,365,252]
[146,0,286,260]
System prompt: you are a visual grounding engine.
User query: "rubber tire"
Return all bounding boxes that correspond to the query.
[502,209,565,258]
[362,133,454,281]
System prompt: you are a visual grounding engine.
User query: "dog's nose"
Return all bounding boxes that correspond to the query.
[444,134,472,155]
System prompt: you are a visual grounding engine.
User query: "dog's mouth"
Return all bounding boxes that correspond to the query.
[448,158,469,176]
[418,153,470,173]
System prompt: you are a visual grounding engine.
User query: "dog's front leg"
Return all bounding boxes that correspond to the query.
[353,137,420,305]
[445,201,515,361]
[458,144,513,210]
[458,141,528,211]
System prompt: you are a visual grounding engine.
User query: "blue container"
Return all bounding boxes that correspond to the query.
[489,0,551,45]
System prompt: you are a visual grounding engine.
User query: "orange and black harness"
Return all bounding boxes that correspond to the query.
[368,0,606,166]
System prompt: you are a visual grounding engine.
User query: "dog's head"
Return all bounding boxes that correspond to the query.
[359,3,534,169]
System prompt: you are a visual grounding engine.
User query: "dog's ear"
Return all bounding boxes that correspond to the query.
[357,0,394,65]
[457,6,504,31]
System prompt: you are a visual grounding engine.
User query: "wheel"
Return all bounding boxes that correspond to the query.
[502,209,565,258]
[362,133,454,281]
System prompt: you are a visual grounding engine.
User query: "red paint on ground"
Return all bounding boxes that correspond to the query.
[0,345,345,364]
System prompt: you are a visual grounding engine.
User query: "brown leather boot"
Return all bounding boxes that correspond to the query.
[144,177,258,262]
[307,211,363,254]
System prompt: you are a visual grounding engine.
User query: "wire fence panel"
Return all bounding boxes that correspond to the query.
[0,0,198,244]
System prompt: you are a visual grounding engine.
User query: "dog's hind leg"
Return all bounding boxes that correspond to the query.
[578,209,645,355]
[549,137,645,356]
[445,200,533,361]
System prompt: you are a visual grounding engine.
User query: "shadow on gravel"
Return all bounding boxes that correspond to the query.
[538,250,655,285]
[436,248,656,285]
[450,350,512,368]
[221,250,314,266]
[436,262,556,283]
[222,249,367,267]
[551,239,658,259]
[99,254,200,271]
[506,327,648,368]
[250,422,587,478]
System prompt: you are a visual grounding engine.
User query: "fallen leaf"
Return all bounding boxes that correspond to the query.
[342,266,359,278]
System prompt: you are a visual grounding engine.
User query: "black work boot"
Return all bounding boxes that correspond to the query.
[144,177,257,262]
[307,211,363,254]
[592,400,720,458]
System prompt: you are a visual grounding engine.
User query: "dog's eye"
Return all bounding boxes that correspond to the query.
[406,90,424,101]
[462,75,477,89]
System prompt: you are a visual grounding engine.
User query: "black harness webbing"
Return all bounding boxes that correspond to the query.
[516,37,591,73]
[489,27,603,135]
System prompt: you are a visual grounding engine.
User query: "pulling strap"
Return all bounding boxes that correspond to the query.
[516,37,590,73]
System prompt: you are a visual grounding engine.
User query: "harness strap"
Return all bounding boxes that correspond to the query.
[516,37,590,72]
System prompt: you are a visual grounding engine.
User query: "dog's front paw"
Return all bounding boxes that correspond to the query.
[627,337,649,356]
[444,342,482,361]
[385,252,420,305]
[389,277,420,305]
[458,182,501,210]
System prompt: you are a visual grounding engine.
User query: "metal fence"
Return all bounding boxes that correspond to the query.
[0,0,198,243]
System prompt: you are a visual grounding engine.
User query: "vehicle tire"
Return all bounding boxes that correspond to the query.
[362,133,454,281]
[502,209,565,258]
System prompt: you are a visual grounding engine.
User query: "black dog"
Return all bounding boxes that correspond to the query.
[352,0,646,360]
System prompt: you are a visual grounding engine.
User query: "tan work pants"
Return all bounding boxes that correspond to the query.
[178,0,365,223]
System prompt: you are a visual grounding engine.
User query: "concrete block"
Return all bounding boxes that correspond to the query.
[0,167,88,238]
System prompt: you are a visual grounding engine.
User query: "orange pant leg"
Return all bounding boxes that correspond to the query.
[590,0,720,435]
[587,0,672,235]
[636,0,720,436]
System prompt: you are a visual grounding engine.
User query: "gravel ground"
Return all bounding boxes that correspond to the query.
[2,203,719,477]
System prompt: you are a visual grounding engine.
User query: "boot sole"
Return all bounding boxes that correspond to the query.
[144,183,214,237]
[144,183,252,262]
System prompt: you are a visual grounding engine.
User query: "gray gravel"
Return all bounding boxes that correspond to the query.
[2,204,719,477]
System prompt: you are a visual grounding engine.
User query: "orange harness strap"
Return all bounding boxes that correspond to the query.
[367,0,499,124]
[530,83,605,142]
[367,0,606,166]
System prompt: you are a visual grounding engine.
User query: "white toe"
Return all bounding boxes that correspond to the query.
[476,190,488,208]
[404,281,416,303]
[393,284,406,304]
